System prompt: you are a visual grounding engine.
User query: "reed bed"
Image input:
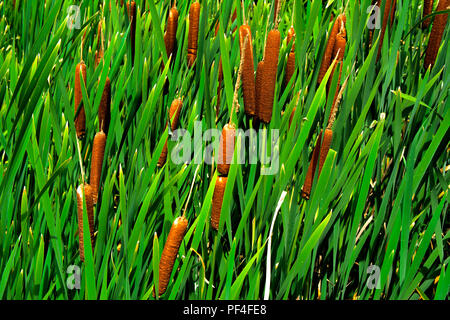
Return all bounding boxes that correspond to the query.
[0,0,448,302]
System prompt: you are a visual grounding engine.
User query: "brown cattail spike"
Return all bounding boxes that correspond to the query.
[164,6,179,61]
[90,131,107,204]
[259,29,280,123]
[317,128,333,177]
[255,61,264,120]
[423,0,435,29]
[239,25,256,117]
[187,2,200,67]
[98,77,111,135]
[158,98,183,167]
[424,0,448,70]
[285,52,296,87]
[302,130,322,200]
[126,1,136,65]
[74,61,87,139]
[317,14,346,85]
[302,129,334,200]
[76,184,95,262]
[158,216,188,295]
[327,26,347,120]
[211,176,227,230]
[217,123,236,176]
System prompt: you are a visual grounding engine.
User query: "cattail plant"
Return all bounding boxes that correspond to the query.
[210,33,246,228]
[317,14,346,85]
[217,123,236,176]
[239,24,256,117]
[164,5,179,62]
[211,176,227,230]
[74,61,87,139]
[76,184,95,262]
[158,98,183,167]
[98,77,111,135]
[254,60,265,118]
[316,128,333,177]
[89,131,106,204]
[284,26,295,88]
[258,28,281,123]
[422,0,435,29]
[216,32,247,174]
[187,2,200,68]
[302,77,348,200]
[301,131,322,200]
[424,0,448,70]
[257,1,282,123]
[126,1,136,64]
[158,216,188,295]
[327,23,346,117]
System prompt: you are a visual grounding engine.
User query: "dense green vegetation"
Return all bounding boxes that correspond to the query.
[0,0,448,300]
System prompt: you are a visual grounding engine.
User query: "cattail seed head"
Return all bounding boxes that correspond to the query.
[259,29,280,123]
[317,14,346,85]
[317,128,333,177]
[98,77,111,135]
[158,98,183,167]
[302,130,323,200]
[217,123,236,176]
[76,184,95,262]
[158,216,188,295]
[239,25,256,117]
[422,0,435,29]
[74,61,87,139]
[285,51,296,88]
[187,2,200,67]
[424,0,448,70]
[211,176,227,230]
[327,27,346,114]
[90,131,107,204]
[168,98,183,131]
[164,6,179,62]
[255,61,264,120]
